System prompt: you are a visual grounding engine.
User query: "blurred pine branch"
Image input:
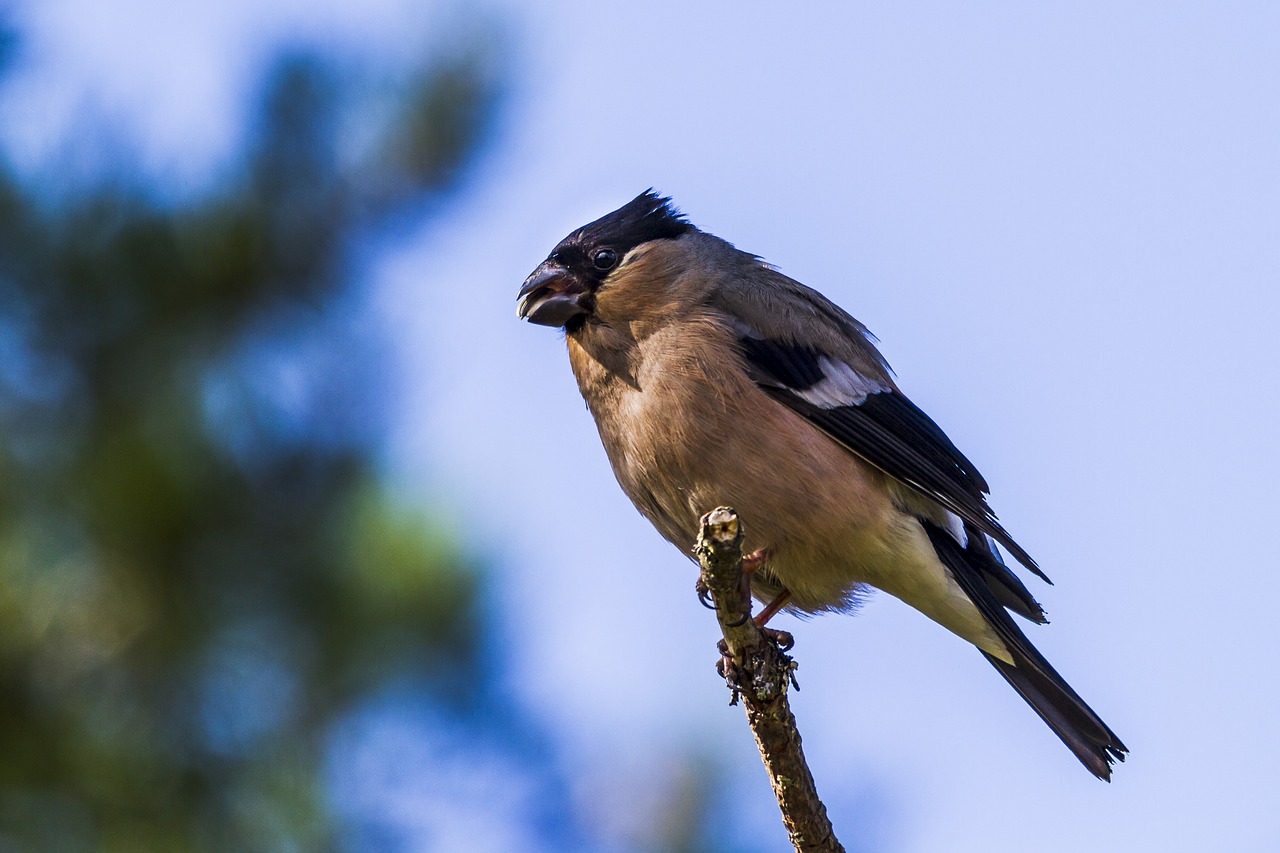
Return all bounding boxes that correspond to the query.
[0,21,501,851]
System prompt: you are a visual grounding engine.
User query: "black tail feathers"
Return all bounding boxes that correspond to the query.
[981,649,1126,780]
[923,521,1127,780]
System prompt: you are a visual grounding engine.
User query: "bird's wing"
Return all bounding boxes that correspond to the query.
[713,268,1047,582]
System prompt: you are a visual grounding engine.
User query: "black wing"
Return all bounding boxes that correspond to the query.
[737,334,1048,582]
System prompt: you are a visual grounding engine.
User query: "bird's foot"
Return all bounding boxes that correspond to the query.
[694,576,716,611]
[715,631,799,705]
[761,627,795,653]
[715,638,743,705]
[741,548,768,573]
[724,547,771,626]
[698,548,785,630]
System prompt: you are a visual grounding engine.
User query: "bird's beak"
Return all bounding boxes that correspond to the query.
[517,262,590,327]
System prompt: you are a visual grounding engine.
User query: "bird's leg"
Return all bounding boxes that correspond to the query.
[752,588,796,654]
[703,547,794,655]
[754,589,792,629]
[710,549,797,698]
[725,547,771,627]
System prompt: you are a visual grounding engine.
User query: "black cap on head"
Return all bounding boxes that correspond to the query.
[566,189,691,255]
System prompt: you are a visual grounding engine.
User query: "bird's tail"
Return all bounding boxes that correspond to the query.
[923,522,1128,780]
[979,648,1126,780]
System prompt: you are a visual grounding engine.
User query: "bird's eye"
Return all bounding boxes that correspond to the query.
[592,248,618,271]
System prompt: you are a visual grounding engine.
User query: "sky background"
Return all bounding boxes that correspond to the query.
[8,2,1280,851]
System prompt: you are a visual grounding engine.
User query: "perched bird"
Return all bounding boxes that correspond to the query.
[517,190,1126,780]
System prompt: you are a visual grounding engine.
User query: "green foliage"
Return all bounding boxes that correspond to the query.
[0,32,501,851]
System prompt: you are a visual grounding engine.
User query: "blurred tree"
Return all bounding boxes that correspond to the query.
[0,15,528,851]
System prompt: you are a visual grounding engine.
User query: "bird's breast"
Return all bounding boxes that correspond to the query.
[569,320,907,611]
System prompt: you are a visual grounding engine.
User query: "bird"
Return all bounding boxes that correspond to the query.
[516,189,1126,780]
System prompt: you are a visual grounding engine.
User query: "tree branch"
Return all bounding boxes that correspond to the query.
[696,507,845,853]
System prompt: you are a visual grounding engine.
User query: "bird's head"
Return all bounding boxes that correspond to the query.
[517,190,691,331]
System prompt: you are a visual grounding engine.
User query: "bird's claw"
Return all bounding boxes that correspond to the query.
[696,572,752,626]
[715,631,799,703]
[762,627,794,652]
[715,639,744,705]
[726,547,771,627]
[695,576,716,611]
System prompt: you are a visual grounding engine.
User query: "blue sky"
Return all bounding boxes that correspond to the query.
[10,2,1280,851]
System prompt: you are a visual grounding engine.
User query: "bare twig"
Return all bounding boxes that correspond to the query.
[696,507,845,853]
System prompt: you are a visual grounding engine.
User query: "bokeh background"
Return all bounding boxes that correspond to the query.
[1,2,1277,851]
